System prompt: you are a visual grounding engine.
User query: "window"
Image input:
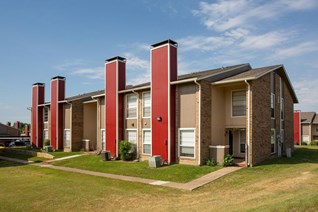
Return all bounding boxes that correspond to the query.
[179,129,195,158]
[280,130,284,143]
[280,98,284,120]
[142,92,151,118]
[232,90,246,116]
[101,129,105,150]
[127,94,137,118]
[239,129,246,153]
[316,127,318,133]
[44,129,49,140]
[63,129,71,148]
[142,130,151,154]
[44,107,49,122]
[271,93,275,118]
[126,130,137,145]
[271,129,276,153]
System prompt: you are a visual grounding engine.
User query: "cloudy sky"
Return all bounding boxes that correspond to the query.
[0,0,317,123]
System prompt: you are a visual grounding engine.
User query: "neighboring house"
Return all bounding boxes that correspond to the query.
[0,123,20,137]
[31,39,298,166]
[294,111,318,144]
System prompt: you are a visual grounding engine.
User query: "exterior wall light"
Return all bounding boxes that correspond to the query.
[156,116,162,121]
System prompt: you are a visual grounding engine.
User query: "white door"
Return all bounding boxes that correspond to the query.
[101,129,106,151]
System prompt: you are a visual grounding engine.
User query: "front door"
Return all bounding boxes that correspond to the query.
[229,130,233,155]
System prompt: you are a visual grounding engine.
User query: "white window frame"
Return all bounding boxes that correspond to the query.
[142,129,151,155]
[43,129,49,140]
[271,93,275,119]
[126,129,138,144]
[101,129,105,151]
[43,107,49,123]
[239,129,246,154]
[271,128,276,154]
[126,94,138,119]
[178,128,196,159]
[142,91,151,118]
[63,129,71,148]
[231,90,246,117]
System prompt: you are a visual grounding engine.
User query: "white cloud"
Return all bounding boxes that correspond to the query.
[193,0,318,32]
[71,67,104,80]
[294,78,318,111]
[239,31,289,49]
[178,35,234,52]
[54,59,85,71]
[123,52,149,71]
[272,41,318,59]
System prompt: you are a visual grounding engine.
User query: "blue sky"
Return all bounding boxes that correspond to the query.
[0,0,318,123]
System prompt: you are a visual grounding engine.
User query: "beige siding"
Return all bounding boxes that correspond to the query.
[126,119,137,129]
[142,118,150,128]
[179,84,196,128]
[312,124,318,136]
[211,86,226,146]
[100,98,105,129]
[83,102,97,150]
[302,125,309,135]
[64,104,71,129]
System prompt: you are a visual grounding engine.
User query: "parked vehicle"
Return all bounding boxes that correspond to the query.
[8,140,26,147]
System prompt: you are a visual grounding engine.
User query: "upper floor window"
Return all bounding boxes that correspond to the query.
[44,107,49,122]
[142,92,151,118]
[232,90,246,117]
[271,129,276,154]
[126,94,137,118]
[271,93,275,118]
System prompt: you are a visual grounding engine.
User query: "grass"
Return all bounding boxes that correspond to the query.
[0,151,46,162]
[52,154,221,183]
[0,146,317,211]
[49,151,83,158]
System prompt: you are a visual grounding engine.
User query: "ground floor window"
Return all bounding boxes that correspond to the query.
[271,129,276,153]
[126,130,137,145]
[63,129,71,148]
[179,128,195,158]
[142,130,151,154]
[239,129,246,153]
[44,129,49,140]
[101,129,105,151]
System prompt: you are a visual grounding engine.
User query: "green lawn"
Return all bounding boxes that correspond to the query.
[52,155,221,183]
[0,146,317,211]
[49,151,83,158]
[0,151,46,162]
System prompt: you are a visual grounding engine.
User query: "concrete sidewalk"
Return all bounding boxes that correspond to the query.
[0,156,242,191]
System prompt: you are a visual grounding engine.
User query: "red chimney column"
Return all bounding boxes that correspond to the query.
[294,111,301,145]
[50,76,65,150]
[25,124,30,137]
[31,83,45,147]
[105,56,126,158]
[151,39,177,164]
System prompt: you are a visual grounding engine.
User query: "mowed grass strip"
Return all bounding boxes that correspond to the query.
[0,151,46,162]
[0,146,318,211]
[52,155,221,183]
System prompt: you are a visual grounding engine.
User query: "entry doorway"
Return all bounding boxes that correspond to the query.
[229,130,233,155]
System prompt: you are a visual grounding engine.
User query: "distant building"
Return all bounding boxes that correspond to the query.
[294,111,318,144]
[31,39,298,166]
[0,122,20,137]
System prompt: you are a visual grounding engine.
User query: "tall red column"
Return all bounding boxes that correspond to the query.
[105,56,126,158]
[294,111,301,145]
[50,76,65,150]
[31,83,45,147]
[151,39,177,164]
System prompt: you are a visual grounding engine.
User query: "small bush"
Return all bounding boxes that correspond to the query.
[301,141,308,146]
[206,158,217,166]
[310,140,318,146]
[44,139,50,146]
[223,154,234,167]
[119,140,136,161]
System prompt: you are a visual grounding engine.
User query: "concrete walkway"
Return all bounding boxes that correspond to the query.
[0,156,242,191]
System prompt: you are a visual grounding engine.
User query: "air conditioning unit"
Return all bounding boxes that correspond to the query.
[148,155,162,168]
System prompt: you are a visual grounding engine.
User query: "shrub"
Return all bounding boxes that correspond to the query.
[206,158,217,166]
[310,140,318,146]
[301,141,308,146]
[119,140,136,161]
[44,139,50,146]
[223,154,234,167]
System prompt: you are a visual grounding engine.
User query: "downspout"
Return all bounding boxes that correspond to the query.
[244,80,251,167]
[194,80,201,165]
[132,90,139,158]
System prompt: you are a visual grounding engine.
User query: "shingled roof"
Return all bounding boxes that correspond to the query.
[301,112,316,124]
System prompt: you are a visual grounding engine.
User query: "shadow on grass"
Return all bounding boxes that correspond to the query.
[256,146,318,167]
[0,151,46,168]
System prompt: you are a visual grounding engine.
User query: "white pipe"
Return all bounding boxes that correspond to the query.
[194,80,201,165]
[132,90,139,159]
[244,80,251,166]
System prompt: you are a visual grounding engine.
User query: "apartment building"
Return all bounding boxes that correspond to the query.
[294,111,318,144]
[31,39,298,166]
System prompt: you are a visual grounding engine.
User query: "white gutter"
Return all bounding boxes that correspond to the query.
[170,77,197,85]
[194,80,201,165]
[212,77,255,85]
[132,90,139,158]
[244,80,251,167]
[118,85,150,94]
